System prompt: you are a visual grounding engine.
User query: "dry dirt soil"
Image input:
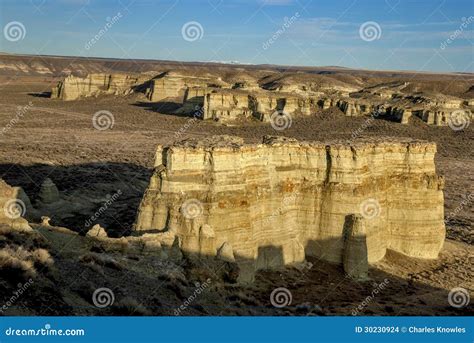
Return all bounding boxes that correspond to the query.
[0,71,472,316]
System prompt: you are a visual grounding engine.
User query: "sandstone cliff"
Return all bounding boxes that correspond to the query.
[49,71,472,127]
[134,135,445,281]
[51,73,149,101]
[147,71,228,102]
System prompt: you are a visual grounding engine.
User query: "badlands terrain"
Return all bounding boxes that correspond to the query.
[0,53,472,316]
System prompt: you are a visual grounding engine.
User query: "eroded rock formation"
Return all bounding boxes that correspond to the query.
[50,71,473,127]
[134,135,445,281]
[343,214,369,280]
[38,178,60,204]
[147,71,227,102]
[0,179,32,231]
[51,73,149,100]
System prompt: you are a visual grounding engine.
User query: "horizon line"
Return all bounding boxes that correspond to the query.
[1,51,472,76]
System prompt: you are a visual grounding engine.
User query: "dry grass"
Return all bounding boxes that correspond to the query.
[79,252,124,270]
[0,245,53,281]
[112,296,151,316]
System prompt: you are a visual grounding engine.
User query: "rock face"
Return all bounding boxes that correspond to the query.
[50,71,473,128]
[413,108,472,126]
[51,73,148,100]
[38,178,60,204]
[343,215,369,280]
[181,87,319,123]
[86,224,108,238]
[333,87,474,125]
[0,179,32,230]
[202,90,254,122]
[135,135,445,281]
[147,72,226,102]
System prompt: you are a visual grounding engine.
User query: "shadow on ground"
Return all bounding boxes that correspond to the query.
[0,162,152,237]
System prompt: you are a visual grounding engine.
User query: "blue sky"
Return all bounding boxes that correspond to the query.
[0,0,473,72]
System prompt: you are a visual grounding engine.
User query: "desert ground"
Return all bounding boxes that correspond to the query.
[0,55,472,316]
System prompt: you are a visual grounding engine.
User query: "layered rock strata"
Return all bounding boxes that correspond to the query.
[343,215,369,280]
[38,178,60,204]
[147,72,227,102]
[134,135,445,281]
[180,88,318,122]
[51,73,149,100]
[333,92,473,125]
[202,90,254,122]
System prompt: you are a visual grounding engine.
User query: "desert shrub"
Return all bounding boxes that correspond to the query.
[0,245,54,282]
[79,253,123,270]
[31,248,54,267]
[111,296,151,316]
[0,247,36,281]
[0,227,48,250]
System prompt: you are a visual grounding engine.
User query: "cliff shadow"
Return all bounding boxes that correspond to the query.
[132,100,185,115]
[0,220,470,316]
[0,162,152,237]
[28,91,52,98]
[249,236,473,316]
